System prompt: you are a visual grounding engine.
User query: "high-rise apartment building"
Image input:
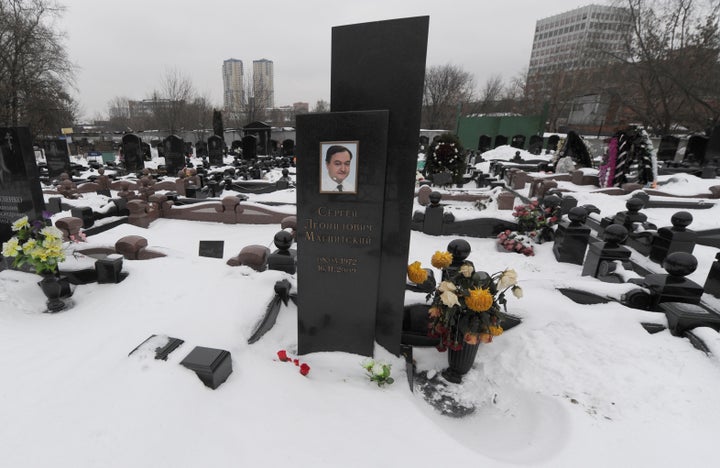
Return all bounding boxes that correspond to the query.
[222,58,245,113]
[528,4,631,77]
[253,59,275,109]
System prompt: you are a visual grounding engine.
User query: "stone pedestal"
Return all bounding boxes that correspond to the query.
[553,207,590,265]
[180,346,232,389]
[649,211,696,264]
[581,224,631,278]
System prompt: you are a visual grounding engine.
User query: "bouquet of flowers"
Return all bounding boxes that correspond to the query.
[2,214,65,275]
[407,250,522,351]
[496,230,535,256]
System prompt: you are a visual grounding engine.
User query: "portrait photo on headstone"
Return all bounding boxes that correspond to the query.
[319,141,358,194]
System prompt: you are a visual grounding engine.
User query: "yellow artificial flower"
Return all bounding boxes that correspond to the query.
[431,251,452,269]
[497,268,519,290]
[459,262,474,278]
[479,333,493,343]
[2,238,20,257]
[428,306,442,318]
[11,216,29,231]
[512,285,524,299]
[465,288,493,312]
[407,261,428,284]
[488,325,504,336]
[40,226,63,240]
[22,239,37,252]
[440,290,460,308]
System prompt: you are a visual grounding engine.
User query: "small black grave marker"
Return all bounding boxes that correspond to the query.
[180,346,232,389]
[198,240,225,259]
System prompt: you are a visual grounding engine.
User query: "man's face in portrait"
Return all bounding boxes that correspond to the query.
[326,150,352,183]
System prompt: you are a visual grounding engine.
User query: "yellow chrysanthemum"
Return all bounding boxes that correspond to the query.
[431,251,452,269]
[465,288,493,312]
[488,325,504,336]
[11,216,29,231]
[22,239,37,252]
[407,261,428,284]
[2,238,21,257]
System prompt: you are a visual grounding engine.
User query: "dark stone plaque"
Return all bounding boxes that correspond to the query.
[198,240,224,258]
[0,127,46,244]
[121,133,144,171]
[331,16,428,355]
[296,110,389,356]
[207,135,224,166]
[163,135,185,176]
[42,139,71,177]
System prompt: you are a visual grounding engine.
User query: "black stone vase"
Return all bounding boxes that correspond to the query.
[442,339,480,384]
[37,272,71,313]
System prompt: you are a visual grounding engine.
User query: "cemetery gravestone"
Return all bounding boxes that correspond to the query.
[329,16,428,355]
[547,135,560,152]
[684,135,708,165]
[208,135,224,166]
[198,240,224,259]
[163,135,185,176]
[478,135,492,152]
[511,134,526,149]
[0,127,46,244]
[657,135,680,162]
[494,135,508,148]
[296,110,389,356]
[42,139,71,177]
[553,206,591,265]
[121,134,144,171]
[241,135,258,160]
[528,135,544,155]
[141,142,152,161]
[282,139,295,156]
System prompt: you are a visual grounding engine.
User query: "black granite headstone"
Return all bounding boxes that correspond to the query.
[296,110,389,356]
[42,139,71,177]
[208,135,224,166]
[121,134,145,171]
[330,16,428,355]
[703,252,720,298]
[0,127,45,244]
[241,135,257,160]
[198,240,224,259]
[581,224,631,279]
[163,135,185,176]
[649,211,696,264]
[657,135,680,161]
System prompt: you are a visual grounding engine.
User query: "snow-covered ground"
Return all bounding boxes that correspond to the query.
[2,160,720,467]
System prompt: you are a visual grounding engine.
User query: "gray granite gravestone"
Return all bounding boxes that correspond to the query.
[0,127,45,244]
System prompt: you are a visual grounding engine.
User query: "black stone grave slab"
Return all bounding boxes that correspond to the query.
[121,134,145,172]
[296,110,389,356]
[180,346,232,389]
[129,334,185,361]
[208,135,224,166]
[42,139,71,177]
[0,127,46,244]
[95,255,127,284]
[163,135,185,176]
[331,16,428,355]
[704,252,720,298]
[198,240,224,259]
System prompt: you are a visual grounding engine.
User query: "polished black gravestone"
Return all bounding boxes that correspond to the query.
[180,346,232,389]
[422,192,444,236]
[0,127,46,244]
[208,135,224,166]
[42,139,71,177]
[296,110,389,356]
[553,206,591,265]
[331,16,428,355]
[198,240,224,259]
[163,135,185,176]
[121,134,145,171]
[649,211,696,264]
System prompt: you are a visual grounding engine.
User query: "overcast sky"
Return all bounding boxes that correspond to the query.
[61,0,601,120]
